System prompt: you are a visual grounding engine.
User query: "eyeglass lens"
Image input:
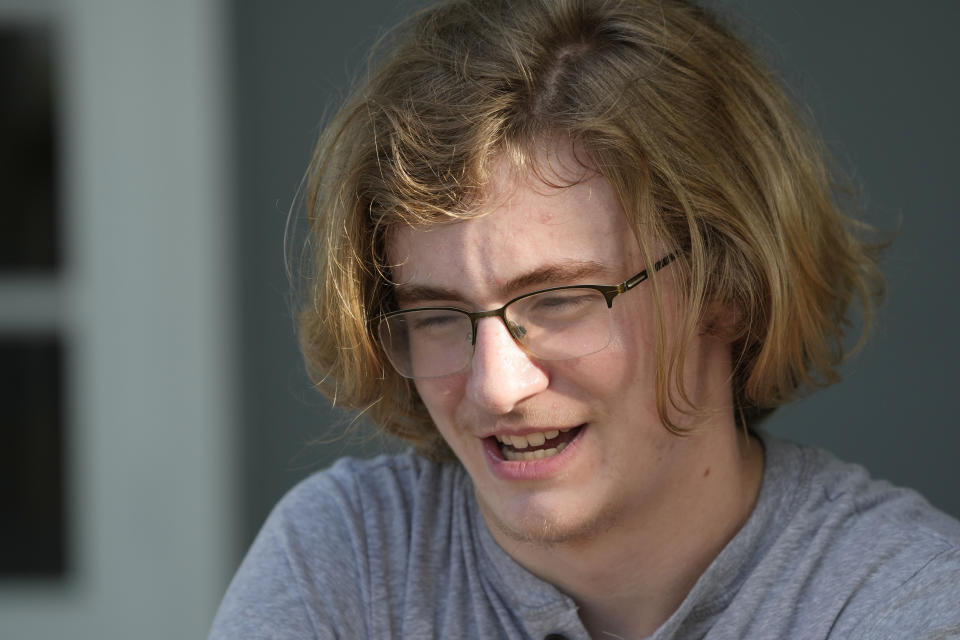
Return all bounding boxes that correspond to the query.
[379,287,615,379]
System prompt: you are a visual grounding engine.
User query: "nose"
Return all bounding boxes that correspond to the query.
[465,316,549,414]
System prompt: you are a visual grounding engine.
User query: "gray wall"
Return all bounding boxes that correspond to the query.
[230,0,960,553]
[230,0,416,550]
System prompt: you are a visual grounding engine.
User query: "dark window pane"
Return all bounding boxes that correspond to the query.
[0,335,67,577]
[0,24,59,271]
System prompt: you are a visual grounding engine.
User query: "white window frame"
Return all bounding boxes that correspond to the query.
[0,0,236,637]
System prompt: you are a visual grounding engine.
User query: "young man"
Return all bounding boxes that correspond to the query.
[211,1,960,637]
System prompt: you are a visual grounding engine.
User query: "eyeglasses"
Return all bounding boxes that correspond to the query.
[377,254,675,379]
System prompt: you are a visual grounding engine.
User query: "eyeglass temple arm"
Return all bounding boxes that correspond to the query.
[621,253,676,292]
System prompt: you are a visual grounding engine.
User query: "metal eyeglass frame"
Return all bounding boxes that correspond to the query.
[377,253,676,373]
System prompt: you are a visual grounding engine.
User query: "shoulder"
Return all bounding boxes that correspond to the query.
[209,452,462,639]
[775,437,960,557]
[763,436,960,637]
[275,452,467,554]
[851,545,960,639]
[277,451,449,525]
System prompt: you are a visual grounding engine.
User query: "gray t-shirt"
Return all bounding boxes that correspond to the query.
[209,433,960,639]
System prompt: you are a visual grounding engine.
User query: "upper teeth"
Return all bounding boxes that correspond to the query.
[495,427,571,449]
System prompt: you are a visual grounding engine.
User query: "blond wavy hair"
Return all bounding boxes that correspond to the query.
[298,0,884,460]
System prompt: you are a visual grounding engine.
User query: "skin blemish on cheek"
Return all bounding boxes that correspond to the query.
[703,467,711,478]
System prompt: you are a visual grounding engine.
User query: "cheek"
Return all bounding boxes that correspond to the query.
[558,336,649,409]
[568,296,660,399]
[414,376,466,426]
[610,297,657,363]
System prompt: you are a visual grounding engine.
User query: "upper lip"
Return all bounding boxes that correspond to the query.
[478,424,581,439]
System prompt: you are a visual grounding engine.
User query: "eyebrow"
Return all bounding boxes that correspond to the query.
[393,260,612,307]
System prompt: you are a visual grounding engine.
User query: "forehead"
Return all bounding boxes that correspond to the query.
[387,160,640,299]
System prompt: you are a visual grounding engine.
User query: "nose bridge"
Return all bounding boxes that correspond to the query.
[466,315,547,414]
[469,306,514,346]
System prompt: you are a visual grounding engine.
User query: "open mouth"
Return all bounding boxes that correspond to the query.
[491,425,584,462]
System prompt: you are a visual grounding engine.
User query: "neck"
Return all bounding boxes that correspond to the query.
[487,424,764,638]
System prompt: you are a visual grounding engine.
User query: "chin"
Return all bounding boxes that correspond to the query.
[479,491,624,547]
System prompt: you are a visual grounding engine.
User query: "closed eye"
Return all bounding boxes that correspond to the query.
[409,311,465,333]
[528,291,595,315]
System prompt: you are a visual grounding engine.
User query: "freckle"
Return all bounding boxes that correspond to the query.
[703,467,711,477]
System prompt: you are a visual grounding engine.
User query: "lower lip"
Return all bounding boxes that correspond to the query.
[483,426,586,481]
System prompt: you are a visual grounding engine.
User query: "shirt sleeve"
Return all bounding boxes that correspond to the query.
[208,470,371,640]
